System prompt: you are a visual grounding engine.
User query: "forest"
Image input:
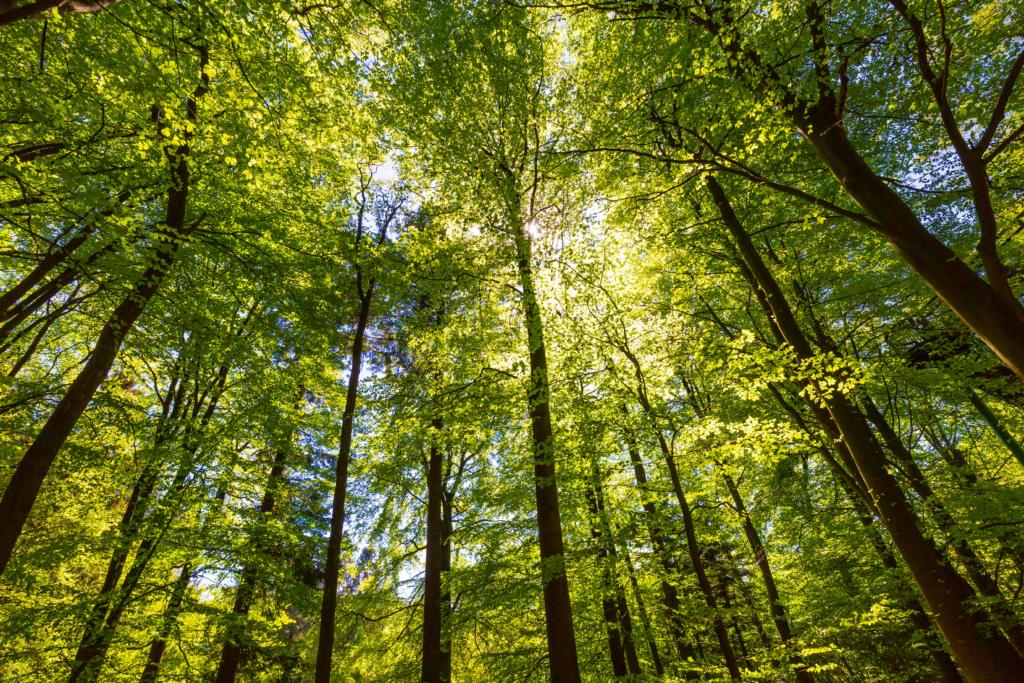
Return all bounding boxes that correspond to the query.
[1,0,1024,681]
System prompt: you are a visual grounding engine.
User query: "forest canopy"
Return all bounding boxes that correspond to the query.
[1,0,1024,681]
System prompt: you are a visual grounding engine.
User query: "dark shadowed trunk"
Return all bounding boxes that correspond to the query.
[422,416,447,683]
[721,472,812,682]
[315,282,373,682]
[621,419,696,675]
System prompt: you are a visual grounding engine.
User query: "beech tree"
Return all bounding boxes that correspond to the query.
[2,1,1023,681]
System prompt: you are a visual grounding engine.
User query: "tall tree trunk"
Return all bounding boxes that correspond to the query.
[792,101,1024,382]
[630,386,741,680]
[707,174,1023,680]
[422,416,447,683]
[585,480,628,678]
[592,473,642,676]
[622,546,665,676]
[768,387,963,682]
[141,475,233,682]
[511,224,581,682]
[315,284,373,683]
[215,447,289,682]
[622,420,697,673]
[862,397,1024,655]
[0,51,207,578]
[139,563,193,683]
[721,472,812,682]
[0,223,93,321]
[968,390,1024,469]
[69,354,231,683]
[440,477,453,682]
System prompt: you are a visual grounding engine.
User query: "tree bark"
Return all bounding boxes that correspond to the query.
[512,224,581,682]
[622,546,665,676]
[585,479,628,677]
[791,101,1024,382]
[721,472,812,682]
[622,419,697,674]
[422,417,447,683]
[314,283,373,682]
[631,387,741,680]
[592,473,642,676]
[707,174,1023,680]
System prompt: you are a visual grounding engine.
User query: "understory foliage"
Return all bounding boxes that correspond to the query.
[1,0,1023,681]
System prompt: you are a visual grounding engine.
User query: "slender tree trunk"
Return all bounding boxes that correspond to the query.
[621,420,697,673]
[0,223,93,321]
[707,174,1023,680]
[215,447,289,682]
[592,474,642,676]
[632,390,741,680]
[768,388,963,682]
[721,472,812,682]
[968,390,1024,469]
[422,416,447,683]
[139,563,193,683]
[141,475,233,682]
[585,480,628,677]
[512,224,580,682]
[315,285,373,683]
[0,53,207,578]
[622,546,665,676]
[70,358,230,683]
[440,480,453,682]
[0,235,122,347]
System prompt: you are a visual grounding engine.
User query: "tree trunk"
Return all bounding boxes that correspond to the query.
[791,102,1024,383]
[707,174,1023,680]
[512,225,581,682]
[422,416,447,683]
[633,390,741,680]
[767,387,963,682]
[0,52,207,578]
[721,472,812,682]
[215,447,289,682]
[622,420,697,674]
[622,546,665,676]
[314,284,374,683]
[862,397,1024,656]
[440,477,453,682]
[0,223,93,321]
[141,476,232,683]
[968,390,1024,469]
[593,474,642,676]
[585,480,628,677]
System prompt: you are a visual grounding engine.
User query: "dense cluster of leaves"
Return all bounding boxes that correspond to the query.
[1,0,1023,681]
